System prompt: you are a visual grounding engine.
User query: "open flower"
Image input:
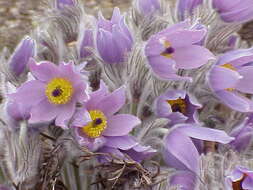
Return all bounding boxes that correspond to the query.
[72,81,141,152]
[163,124,234,173]
[208,47,253,112]
[213,0,253,23]
[9,59,88,129]
[96,7,133,64]
[155,90,201,126]
[145,20,214,81]
[225,166,253,190]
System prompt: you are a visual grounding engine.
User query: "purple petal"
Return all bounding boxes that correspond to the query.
[175,124,234,144]
[28,59,60,82]
[71,107,91,127]
[243,176,253,189]
[96,86,125,116]
[104,135,138,150]
[55,102,76,129]
[102,114,141,136]
[173,45,214,69]
[170,171,197,190]
[236,66,253,93]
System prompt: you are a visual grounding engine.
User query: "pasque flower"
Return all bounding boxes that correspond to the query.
[72,81,141,153]
[78,29,94,58]
[177,0,203,20]
[7,36,35,78]
[229,115,253,152]
[225,166,253,190]
[163,123,234,173]
[145,20,214,81]
[155,89,201,126]
[213,0,253,23]
[96,7,133,64]
[9,59,88,129]
[136,0,161,16]
[169,171,197,190]
[208,47,253,112]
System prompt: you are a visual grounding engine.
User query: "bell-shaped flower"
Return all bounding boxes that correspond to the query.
[78,29,94,59]
[145,20,214,81]
[213,0,253,23]
[9,59,89,129]
[136,0,161,16]
[155,90,201,126]
[72,81,141,154]
[208,47,253,112]
[177,0,203,20]
[229,115,253,152]
[96,8,133,64]
[7,36,35,78]
[225,166,253,190]
[163,123,234,173]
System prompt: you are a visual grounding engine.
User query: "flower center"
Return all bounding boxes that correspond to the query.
[45,78,73,105]
[221,63,236,91]
[82,110,107,138]
[160,40,174,59]
[232,174,246,190]
[167,98,187,115]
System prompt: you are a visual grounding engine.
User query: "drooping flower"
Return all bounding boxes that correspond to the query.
[229,115,253,152]
[163,123,234,173]
[208,47,253,112]
[7,36,35,78]
[78,29,94,59]
[213,0,253,23]
[177,0,203,21]
[72,81,141,154]
[9,59,88,129]
[225,166,253,190]
[155,90,201,126]
[136,0,161,16]
[56,0,75,9]
[145,20,214,81]
[96,7,133,64]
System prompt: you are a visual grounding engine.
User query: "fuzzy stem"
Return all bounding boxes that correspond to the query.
[19,121,28,145]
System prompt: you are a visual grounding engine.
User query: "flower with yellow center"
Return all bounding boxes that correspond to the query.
[82,110,107,138]
[45,77,73,105]
[167,98,187,114]
[160,40,175,59]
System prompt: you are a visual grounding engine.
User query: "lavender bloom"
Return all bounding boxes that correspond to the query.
[213,0,253,23]
[96,8,133,64]
[155,90,201,126]
[177,0,203,20]
[225,166,253,190]
[208,47,253,112]
[229,115,253,152]
[72,81,141,154]
[78,29,94,58]
[169,171,197,190]
[163,124,234,173]
[145,20,214,81]
[7,36,35,78]
[56,0,75,9]
[9,59,88,129]
[137,0,161,16]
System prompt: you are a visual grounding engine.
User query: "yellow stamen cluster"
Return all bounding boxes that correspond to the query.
[45,78,73,105]
[160,40,173,59]
[82,110,107,138]
[167,98,187,114]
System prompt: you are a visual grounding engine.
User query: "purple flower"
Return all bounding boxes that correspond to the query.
[155,90,201,126]
[229,115,253,152]
[225,166,253,190]
[72,81,141,152]
[78,29,94,58]
[213,0,253,23]
[145,20,214,81]
[7,36,35,78]
[208,47,253,112]
[163,124,234,173]
[169,171,197,190]
[96,8,133,64]
[56,0,75,9]
[9,59,88,129]
[137,0,161,16]
[177,0,203,20]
